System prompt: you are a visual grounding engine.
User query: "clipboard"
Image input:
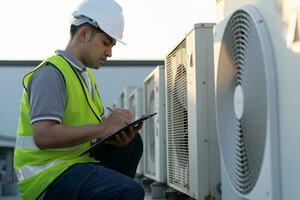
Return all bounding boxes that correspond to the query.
[80,112,157,156]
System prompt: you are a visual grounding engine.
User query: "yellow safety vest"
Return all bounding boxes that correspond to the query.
[14,55,104,200]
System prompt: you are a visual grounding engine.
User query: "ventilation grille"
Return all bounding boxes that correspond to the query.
[166,40,190,191]
[144,76,156,176]
[216,9,270,194]
[120,92,125,108]
[129,95,136,120]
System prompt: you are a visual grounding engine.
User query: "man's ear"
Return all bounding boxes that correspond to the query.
[77,25,92,43]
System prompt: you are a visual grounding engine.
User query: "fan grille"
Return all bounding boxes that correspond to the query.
[144,76,156,176]
[166,40,190,191]
[216,9,270,194]
[129,95,136,119]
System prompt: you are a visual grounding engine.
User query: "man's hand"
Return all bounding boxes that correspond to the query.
[105,122,143,147]
[101,108,133,134]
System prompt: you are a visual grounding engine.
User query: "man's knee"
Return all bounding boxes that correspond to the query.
[90,180,145,200]
[122,181,145,199]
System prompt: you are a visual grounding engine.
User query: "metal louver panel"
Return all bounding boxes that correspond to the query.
[216,7,278,195]
[128,88,144,175]
[120,93,125,108]
[144,76,156,176]
[166,40,190,191]
[129,95,136,119]
[144,66,167,183]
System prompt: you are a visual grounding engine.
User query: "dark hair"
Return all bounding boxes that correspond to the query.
[70,23,104,39]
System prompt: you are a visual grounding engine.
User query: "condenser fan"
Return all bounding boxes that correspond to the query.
[216,7,277,194]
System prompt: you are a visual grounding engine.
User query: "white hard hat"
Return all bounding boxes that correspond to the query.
[72,0,124,43]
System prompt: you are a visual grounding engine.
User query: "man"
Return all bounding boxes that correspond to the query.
[14,0,145,199]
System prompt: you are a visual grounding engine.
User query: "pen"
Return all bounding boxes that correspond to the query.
[106,107,113,113]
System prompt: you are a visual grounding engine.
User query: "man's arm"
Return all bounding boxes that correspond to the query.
[32,121,104,149]
[32,107,135,149]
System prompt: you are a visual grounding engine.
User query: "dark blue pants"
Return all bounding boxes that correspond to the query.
[43,134,144,200]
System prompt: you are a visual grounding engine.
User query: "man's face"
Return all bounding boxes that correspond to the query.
[80,29,116,69]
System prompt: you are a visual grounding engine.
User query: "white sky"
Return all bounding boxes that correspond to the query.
[0,0,216,60]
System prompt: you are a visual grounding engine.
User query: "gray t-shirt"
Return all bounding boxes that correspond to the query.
[27,50,94,124]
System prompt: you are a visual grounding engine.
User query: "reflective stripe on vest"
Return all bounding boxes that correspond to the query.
[16,160,62,181]
[16,136,39,150]
[16,135,81,151]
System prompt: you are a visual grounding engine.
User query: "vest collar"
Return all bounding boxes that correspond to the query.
[55,50,86,71]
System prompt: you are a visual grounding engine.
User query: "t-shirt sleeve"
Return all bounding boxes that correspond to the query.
[27,64,66,124]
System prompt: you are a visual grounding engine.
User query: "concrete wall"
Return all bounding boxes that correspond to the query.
[0,67,33,139]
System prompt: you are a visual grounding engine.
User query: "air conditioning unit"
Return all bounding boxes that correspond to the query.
[215,1,300,200]
[143,65,167,183]
[165,23,220,199]
[128,87,144,176]
[112,97,121,109]
[0,136,17,196]
[120,87,135,109]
